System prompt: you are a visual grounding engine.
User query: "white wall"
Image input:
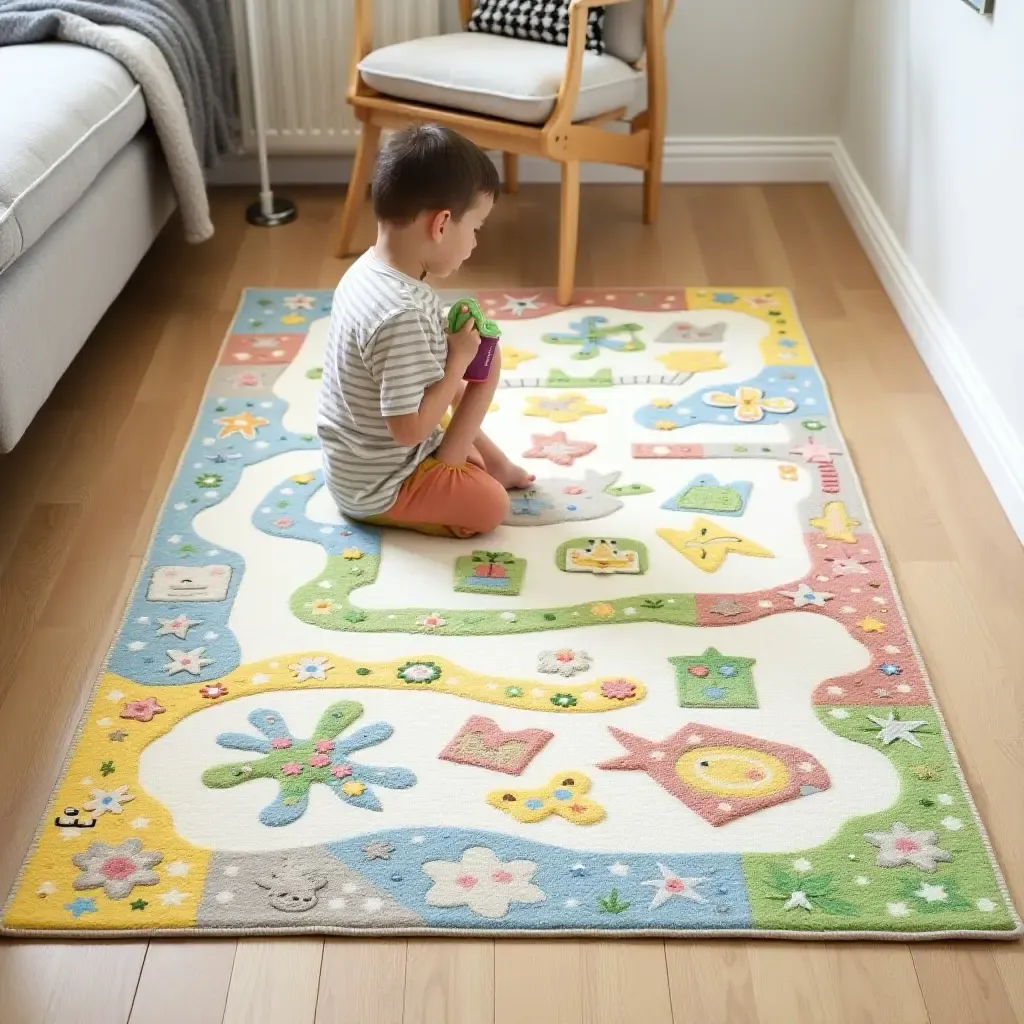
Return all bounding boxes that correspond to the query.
[840,0,1024,532]
[442,0,853,136]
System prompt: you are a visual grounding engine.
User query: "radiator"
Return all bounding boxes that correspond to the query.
[231,1,443,155]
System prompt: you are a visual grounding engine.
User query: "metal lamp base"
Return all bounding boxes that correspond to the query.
[246,196,297,227]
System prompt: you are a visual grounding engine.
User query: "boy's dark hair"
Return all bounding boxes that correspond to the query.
[372,124,500,224]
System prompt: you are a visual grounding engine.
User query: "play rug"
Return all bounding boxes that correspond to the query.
[4,288,1020,940]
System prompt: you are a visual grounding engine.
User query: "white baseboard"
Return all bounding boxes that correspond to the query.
[831,140,1024,542]
[207,135,837,187]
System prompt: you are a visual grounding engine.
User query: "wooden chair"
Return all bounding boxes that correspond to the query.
[338,0,675,304]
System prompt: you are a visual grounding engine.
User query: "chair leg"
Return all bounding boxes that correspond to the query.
[643,116,667,224]
[337,122,381,257]
[557,160,581,306]
[643,140,663,225]
[503,152,519,194]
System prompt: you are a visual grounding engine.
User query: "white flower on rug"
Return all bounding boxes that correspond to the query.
[83,785,135,818]
[71,839,162,899]
[863,822,952,872]
[914,882,951,904]
[422,847,544,919]
[282,293,316,310]
[537,649,592,678]
[887,901,911,918]
[289,655,332,682]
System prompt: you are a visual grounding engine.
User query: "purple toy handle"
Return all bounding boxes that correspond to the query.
[463,333,500,382]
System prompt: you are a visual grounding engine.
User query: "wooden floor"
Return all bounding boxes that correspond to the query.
[1,184,1022,1024]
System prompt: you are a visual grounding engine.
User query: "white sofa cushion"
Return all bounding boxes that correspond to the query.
[359,33,642,126]
[0,43,147,275]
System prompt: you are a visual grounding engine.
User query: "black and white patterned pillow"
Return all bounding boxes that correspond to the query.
[468,0,605,55]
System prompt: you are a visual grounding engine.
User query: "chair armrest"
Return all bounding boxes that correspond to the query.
[544,0,635,150]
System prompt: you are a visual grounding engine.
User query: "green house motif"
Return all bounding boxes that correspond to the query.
[670,647,757,708]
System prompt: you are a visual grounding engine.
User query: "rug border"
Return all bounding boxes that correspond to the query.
[3,287,1020,941]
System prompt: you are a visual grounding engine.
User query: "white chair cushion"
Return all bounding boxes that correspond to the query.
[359,33,642,126]
[604,1,646,66]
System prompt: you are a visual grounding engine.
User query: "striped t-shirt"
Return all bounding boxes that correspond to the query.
[317,251,447,517]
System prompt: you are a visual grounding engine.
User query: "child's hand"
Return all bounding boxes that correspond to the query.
[447,319,481,370]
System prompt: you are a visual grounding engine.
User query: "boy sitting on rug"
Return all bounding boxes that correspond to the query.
[317,123,532,538]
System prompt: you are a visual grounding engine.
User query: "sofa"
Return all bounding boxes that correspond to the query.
[0,41,176,451]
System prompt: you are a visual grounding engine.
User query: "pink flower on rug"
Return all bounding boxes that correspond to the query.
[601,679,637,700]
[331,764,353,778]
[271,738,292,750]
[281,762,303,776]
[274,517,294,529]
[119,697,165,723]
[314,740,335,753]
[308,753,330,768]
[199,684,228,700]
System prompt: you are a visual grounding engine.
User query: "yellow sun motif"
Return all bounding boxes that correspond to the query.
[675,747,789,798]
[657,519,773,573]
[651,398,675,409]
[654,420,679,431]
[501,347,537,370]
[523,393,606,424]
[655,350,727,373]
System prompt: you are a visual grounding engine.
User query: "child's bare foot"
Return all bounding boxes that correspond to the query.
[489,457,534,491]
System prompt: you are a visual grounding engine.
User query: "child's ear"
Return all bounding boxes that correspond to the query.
[428,209,451,241]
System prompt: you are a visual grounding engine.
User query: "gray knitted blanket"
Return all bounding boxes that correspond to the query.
[0,0,237,167]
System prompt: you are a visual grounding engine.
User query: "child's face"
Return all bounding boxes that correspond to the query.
[425,192,494,277]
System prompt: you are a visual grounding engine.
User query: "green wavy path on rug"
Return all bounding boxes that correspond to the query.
[743,707,1016,932]
[290,551,698,635]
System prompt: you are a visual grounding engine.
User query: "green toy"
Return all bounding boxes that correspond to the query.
[446,297,502,338]
[447,297,502,381]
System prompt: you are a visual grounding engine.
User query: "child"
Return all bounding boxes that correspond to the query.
[317,123,533,538]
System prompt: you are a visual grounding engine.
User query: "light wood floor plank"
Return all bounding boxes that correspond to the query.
[127,941,236,1024]
[580,942,674,1024]
[221,939,323,1024]
[402,940,494,1024]
[315,939,407,1024]
[0,942,147,1024]
[664,942,758,1024]
[495,942,583,1024]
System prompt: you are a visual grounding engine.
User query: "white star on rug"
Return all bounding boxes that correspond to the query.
[160,889,189,906]
[500,294,541,316]
[778,583,834,608]
[157,614,201,639]
[783,891,814,911]
[164,648,212,675]
[165,860,191,877]
[641,864,708,909]
[867,712,927,747]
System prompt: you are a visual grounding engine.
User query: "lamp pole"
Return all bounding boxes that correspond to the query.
[243,0,297,226]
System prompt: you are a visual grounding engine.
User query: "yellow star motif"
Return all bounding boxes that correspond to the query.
[657,519,774,573]
[500,346,536,370]
[215,410,270,440]
[809,501,861,544]
[523,393,606,424]
[655,350,727,373]
[857,617,886,633]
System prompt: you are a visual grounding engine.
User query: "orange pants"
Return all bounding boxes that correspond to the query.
[364,456,510,538]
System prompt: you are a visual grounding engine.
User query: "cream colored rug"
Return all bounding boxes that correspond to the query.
[4,287,1019,939]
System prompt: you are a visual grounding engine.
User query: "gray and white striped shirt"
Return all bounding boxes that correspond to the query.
[317,251,447,517]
